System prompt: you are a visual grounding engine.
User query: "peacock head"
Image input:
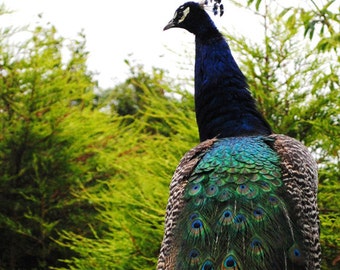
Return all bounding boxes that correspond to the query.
[163,1,224,33]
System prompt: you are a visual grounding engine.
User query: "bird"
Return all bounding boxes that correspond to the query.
[158,1,321,270]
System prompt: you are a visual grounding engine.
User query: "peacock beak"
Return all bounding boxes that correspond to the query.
[163,19,176,31]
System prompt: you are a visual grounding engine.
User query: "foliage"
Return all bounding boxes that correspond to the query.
[246,0,340,52]
[55,66,197,270]
[96,61,194,137]
[0,16,115,269]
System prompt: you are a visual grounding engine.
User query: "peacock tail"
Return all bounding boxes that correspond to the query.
[175,136,308,269]
[158,135,319,270]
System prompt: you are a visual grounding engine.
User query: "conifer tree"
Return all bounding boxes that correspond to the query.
[0,11,112,268]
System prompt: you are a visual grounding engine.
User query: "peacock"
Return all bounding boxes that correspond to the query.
[158,1,321,269]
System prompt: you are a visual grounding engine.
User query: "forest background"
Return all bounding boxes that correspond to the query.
[0,0,339,269]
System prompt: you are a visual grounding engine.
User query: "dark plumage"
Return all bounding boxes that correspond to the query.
[158,1,321,269]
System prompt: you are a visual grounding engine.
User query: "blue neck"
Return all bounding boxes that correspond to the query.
[194,32,272,142]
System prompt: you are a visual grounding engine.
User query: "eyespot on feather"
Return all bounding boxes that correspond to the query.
[205,184,219,197]
[188,248,201,265]
[187,183,203,196]
[189,218,205,238]
[201,259,214,270]
[253,207,265,221]
[268,195,280,207]
[236,184,250,195]
[288,244,305,265]
[250,238,265,256]
[222,254,240,269]
[218,208,233,226]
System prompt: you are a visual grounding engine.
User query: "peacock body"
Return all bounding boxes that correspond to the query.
[158,1,320,269]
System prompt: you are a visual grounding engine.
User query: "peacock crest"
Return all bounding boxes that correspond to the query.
[200,0,224,16]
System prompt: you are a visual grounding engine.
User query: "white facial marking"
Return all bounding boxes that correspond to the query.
[178,7,190,23]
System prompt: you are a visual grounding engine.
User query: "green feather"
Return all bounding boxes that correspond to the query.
[175,136,304,269]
